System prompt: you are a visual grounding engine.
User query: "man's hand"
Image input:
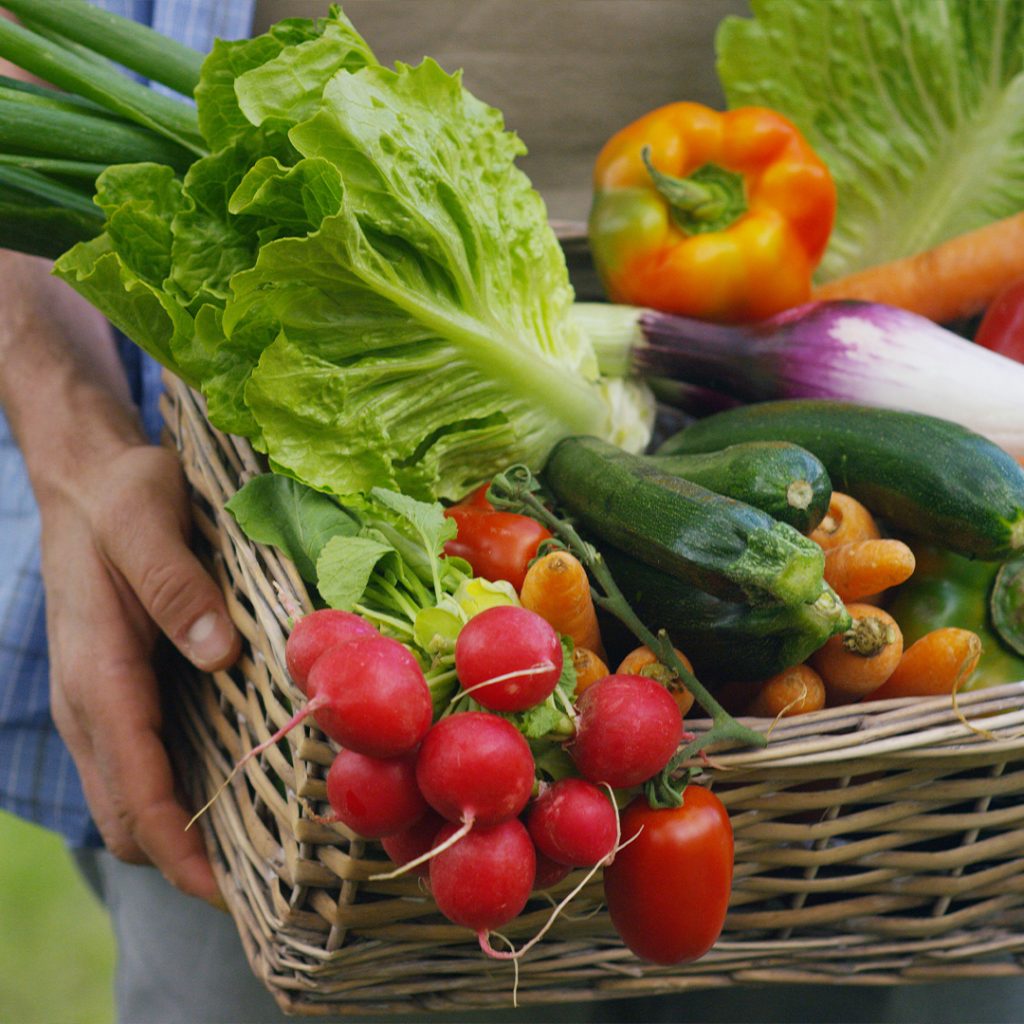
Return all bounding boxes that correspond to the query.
[1,252,240,901]
[40,441,240,901]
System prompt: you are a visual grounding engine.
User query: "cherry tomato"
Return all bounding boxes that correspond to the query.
[443,487,551,592]
[975,277,1024,361]
[603,787,733,965]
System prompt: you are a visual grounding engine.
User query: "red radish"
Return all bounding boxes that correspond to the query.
[285,608,378,695]
[429,817,536,946]
[526,778,618,867]
[381,809,446,880]
[304,635,433,757]
[415,712,535,829]
[570,674,683,788]
[532,849,572,891]
[325,749,427,839]
[453,605,563,712]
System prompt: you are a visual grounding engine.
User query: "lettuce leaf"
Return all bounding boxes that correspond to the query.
[717,0,1024,281]
[54,4,651,502]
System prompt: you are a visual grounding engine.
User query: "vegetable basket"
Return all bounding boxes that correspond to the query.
[161,372,1024,1017]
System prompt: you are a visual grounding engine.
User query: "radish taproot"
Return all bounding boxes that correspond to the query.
[570,674,684,788]
[325,749,427,839]
[453,605,563,711]
[285,608,379,695]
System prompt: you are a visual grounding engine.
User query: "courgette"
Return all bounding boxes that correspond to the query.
[647,441,832,534]
[603,548,851,682]
[660,400,1024,561]
[543,435,826,606]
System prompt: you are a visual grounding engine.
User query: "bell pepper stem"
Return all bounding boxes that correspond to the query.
[641,146,747,236]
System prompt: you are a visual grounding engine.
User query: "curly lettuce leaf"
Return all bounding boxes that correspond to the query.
[224,58,645,500]
[55,6,652,504]
[717,0,1024,280]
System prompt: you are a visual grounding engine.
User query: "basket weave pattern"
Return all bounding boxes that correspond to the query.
[161,375,1024,1016]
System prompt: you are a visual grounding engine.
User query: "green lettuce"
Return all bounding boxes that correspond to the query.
[54,4,652,501]
[717,0,1024,281]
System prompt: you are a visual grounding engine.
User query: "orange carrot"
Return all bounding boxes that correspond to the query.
[616,645,695,717]
[746,664,826,718]
[811,212,1024,322]
[572,646,609,698]
[865,627,982,701]
[520,549,604,657]
[823,538,916,603]
[810,604,904,705]
[809,492,881,551]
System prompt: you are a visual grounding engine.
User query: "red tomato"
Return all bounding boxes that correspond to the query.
[975,277,1024,361]
[443,488,551,592]
[603,787,733,965]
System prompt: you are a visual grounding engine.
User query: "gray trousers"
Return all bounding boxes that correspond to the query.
[78,848,1024,1024]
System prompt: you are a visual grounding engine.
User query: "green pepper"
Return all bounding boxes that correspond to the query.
[886,544,1024,690]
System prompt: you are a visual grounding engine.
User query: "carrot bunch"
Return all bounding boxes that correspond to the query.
[728,491,987,718]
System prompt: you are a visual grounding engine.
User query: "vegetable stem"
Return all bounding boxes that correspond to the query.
[0,15,204,154]
[3,0,205,97]
[488,465,767,761]
[0,165,101,218]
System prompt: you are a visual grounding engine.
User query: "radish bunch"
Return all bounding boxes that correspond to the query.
[279,603,687,954]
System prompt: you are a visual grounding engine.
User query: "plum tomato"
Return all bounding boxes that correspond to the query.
[603,787,733,965]
[454,605,563,712]
[443,488,551,592]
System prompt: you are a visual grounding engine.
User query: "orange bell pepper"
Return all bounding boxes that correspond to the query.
[588,103,836,323]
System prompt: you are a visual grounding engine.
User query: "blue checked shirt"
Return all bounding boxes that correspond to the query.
[0,0,254,848]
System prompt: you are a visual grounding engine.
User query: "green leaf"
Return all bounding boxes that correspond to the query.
[316,534,396,610]
[717,0,1024,280]
[225,473,359,581]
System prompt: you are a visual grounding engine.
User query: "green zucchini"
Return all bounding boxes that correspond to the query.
[647,441,832,534]
[660,400,1024,561]
[603,548,851,682]
[543,435,826,606]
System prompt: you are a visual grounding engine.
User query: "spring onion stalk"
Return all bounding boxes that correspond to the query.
[0,75,125,120]
[0,15,204,154]
[0,97,194,169]
[0,201,102,260]
[4,0,205,97]
[0,154,109,179]
[0,165,101,217]
[575,298,1024,457]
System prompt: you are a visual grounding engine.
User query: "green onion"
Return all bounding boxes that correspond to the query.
[0,154,108,179]
[0,16,205,155]
[3,0,205,98]
[0,200,102,260]
[0,96,194,170]
[0,165,100,217]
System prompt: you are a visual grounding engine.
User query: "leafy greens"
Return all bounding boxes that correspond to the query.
[51,5,653,502]
[717,0,1024,281]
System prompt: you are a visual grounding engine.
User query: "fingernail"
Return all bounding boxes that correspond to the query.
[185,612,234,667]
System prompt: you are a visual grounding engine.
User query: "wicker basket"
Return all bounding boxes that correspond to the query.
[160,373,1024,1017]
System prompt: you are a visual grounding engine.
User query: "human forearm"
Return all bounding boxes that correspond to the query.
[0,250,140,491]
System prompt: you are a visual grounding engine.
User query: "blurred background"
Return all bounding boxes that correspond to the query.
[0,810,115,1024]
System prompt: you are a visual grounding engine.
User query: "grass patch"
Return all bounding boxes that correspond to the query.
[0,811,115,1024]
